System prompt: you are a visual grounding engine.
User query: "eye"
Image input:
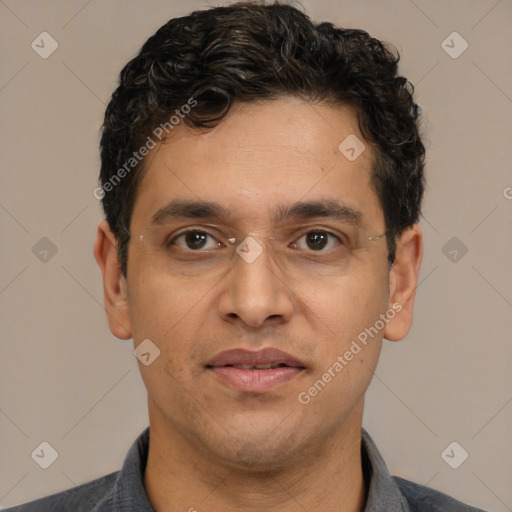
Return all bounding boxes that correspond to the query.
[171,230,221,251]
[292,230,342,251]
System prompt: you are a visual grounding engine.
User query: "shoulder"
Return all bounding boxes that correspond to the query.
[394,476,488,512]
[3,471,119,512]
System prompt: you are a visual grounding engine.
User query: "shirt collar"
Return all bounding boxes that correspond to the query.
[101,427,410,511]
[361,428,411,511]
[92,427,154,511]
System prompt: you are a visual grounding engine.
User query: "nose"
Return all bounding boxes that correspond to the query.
[217,237,295,329]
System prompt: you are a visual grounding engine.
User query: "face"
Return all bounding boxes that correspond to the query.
[97,96,421,470]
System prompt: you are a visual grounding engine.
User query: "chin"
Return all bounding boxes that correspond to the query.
[206,425,306,473]
[223,445,299,473]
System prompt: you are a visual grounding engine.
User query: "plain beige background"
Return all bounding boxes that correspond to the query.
[1,0,511,510]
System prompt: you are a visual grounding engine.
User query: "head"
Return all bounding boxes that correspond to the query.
[95,1,424,470]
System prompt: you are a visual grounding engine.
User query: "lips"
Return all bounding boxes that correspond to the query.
[206,347,305,369]
[206,348,306,393]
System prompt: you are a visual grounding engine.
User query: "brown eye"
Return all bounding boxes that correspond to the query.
[306,231,328,250]
[185,231,208,249]
[293,230,340,252]
[172,231,219,250]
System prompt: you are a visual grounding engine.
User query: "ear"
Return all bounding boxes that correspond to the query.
[93,220,132,340]
[383,224,423,342]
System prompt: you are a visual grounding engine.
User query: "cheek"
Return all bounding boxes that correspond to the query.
[293,270,389,342]
[127,269,224,376]
[296,277,386,418]
[129,276,209,402]
[128,270,208,340]
[308,270,388,389]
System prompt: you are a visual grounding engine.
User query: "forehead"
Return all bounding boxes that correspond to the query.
[131,97,384,231]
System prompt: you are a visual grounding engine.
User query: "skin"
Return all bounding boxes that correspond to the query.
[94,96,423,512]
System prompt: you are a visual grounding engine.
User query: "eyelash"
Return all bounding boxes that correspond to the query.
[167,228,345,252]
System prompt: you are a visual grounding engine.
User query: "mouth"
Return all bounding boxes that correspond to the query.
[205,348,306,393]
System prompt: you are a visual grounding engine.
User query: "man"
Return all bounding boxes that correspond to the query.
[7,2,485,511]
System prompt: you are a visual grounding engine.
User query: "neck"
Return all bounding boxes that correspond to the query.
[144,402,367,512]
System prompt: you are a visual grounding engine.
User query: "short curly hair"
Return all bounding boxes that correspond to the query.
[99,1,425,276]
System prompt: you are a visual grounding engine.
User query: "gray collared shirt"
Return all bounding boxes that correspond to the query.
[5,428,486,511]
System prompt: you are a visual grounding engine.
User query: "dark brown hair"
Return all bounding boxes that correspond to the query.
[99,1,425,276]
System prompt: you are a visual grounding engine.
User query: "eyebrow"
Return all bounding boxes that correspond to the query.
[151,198,363,226]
